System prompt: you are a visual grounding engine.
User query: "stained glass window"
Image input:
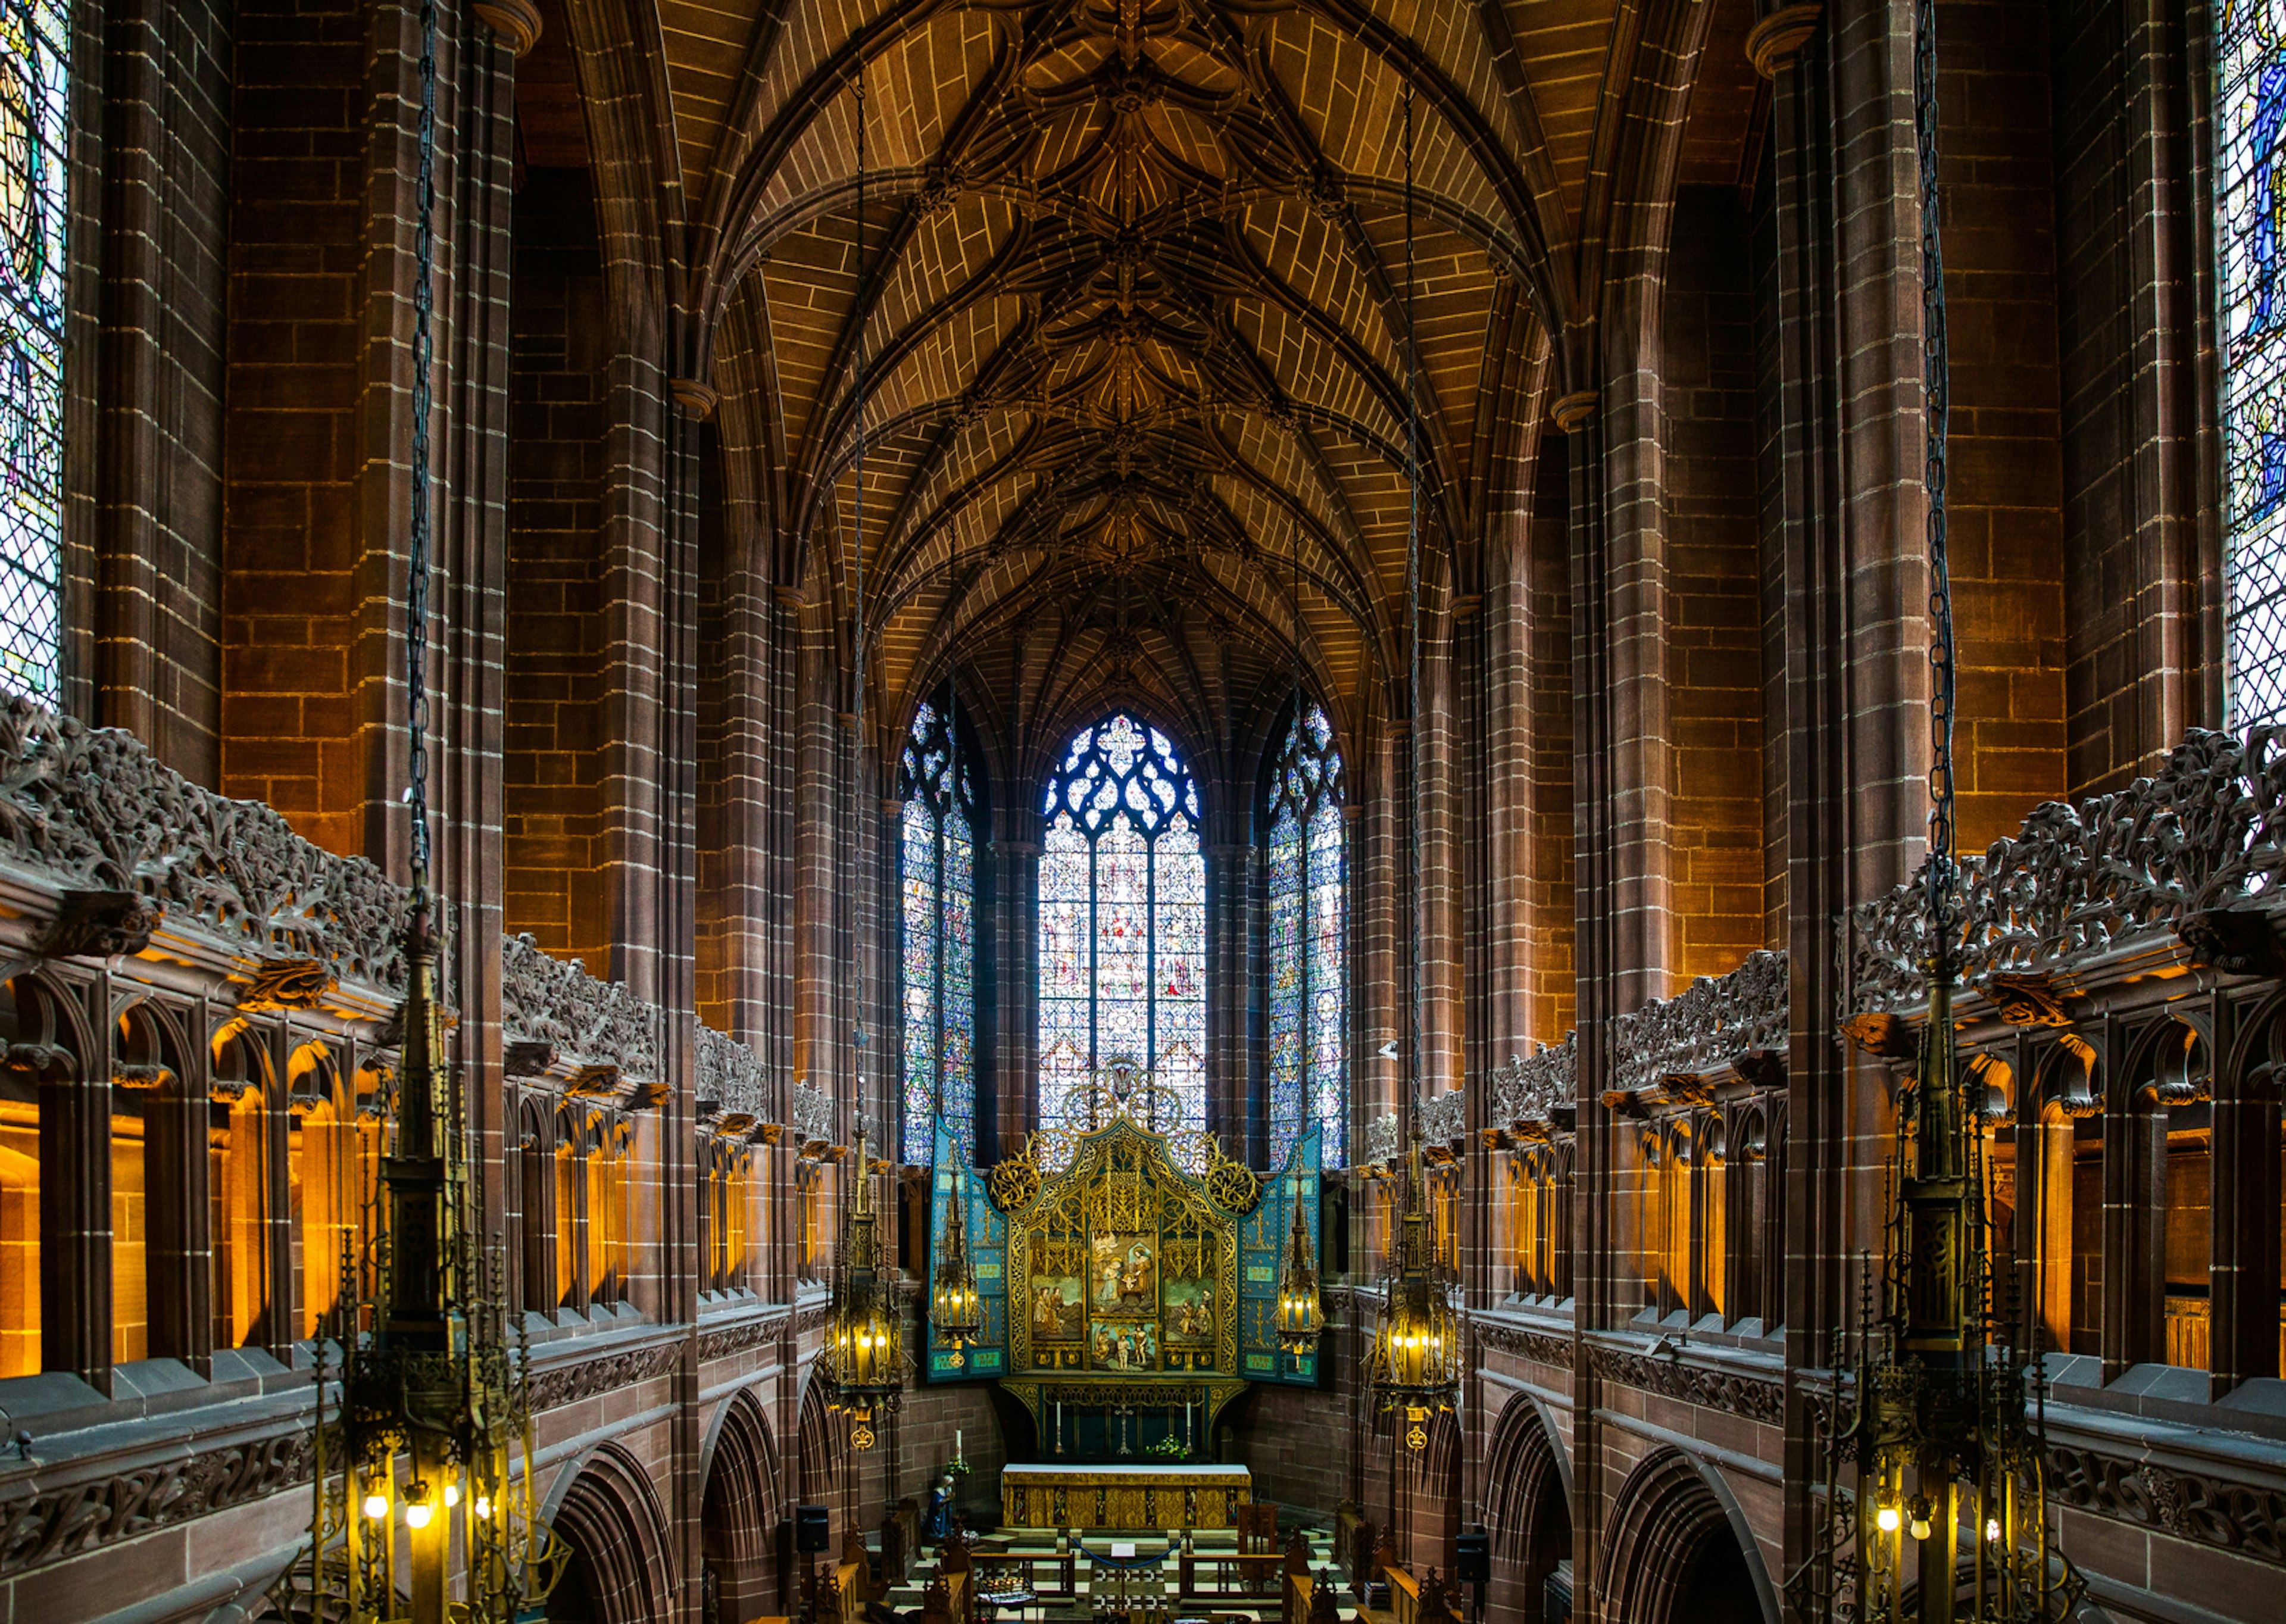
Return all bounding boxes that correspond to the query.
[0,4,67,699]
[901,694,979,1163]
[1036,715,1206,1132]
[2223,2,2286,724]
[1264,700,1346,1167]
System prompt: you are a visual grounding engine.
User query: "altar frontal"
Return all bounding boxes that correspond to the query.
[926,1063,1321,1460]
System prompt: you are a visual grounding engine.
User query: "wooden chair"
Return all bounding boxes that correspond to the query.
[1238,1504,1280,1554]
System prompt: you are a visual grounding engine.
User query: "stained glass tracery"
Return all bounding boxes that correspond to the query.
[1036,716,1206,1133]
[0,2,68,699]
[2224,1,2286,725]
[901,696,979,1163]
[1265,701,1345,1167]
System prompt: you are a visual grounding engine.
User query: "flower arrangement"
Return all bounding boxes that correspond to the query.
[1146,1435,1189,1460]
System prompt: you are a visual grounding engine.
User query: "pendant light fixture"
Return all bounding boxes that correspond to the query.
[1364,73,1460,1453]
[930,1163,984,1361]
[1275,1167,1324,1358]
[823,58,904,1452]
[1814,1,2081,1616]
[826,1122,904,1449]
[299,5,563,1619]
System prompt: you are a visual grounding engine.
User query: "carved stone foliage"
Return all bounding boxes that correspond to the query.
[0,1428,316,1577]
[525,1342,683,1412]
[0,698,432,993]
[2047,1442,2286,1566]
[501,933,661,1084]
[697,1023,769,1124]
[1473,1319,1574,1369]
[1609,950,1790,1098]
[698,1316,780,1363]
[1851,726,2286,1014]
[1484,1035,1579,1129]
[1586,1345,1786,1425]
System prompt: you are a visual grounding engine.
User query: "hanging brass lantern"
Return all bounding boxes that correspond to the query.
[1367,1104,1460,1451]
[1274,1174,1322,1358]
[826,1125,904,1449]
[930,1166,983,1364]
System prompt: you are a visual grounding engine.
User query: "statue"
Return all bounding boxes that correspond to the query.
[925,1473,954,1544]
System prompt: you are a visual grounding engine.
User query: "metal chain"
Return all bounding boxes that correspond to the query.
[850,64,870,1083]
[405,0,439,889]
[1915,0,1957,969]
[1403,78,1422,1122]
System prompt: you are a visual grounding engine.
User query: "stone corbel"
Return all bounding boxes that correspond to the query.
[505,1039,556,1078]
[1840,1010,1918,1061]
[565,1064,622,1101]
[1734,1048,1786,1089]
[112,1063,173,1092]
[4,1041,74,1081]
[624,1080,669,1111]
[1981,971,2073,1029]
[2175,904,2286,977]
[237,957,333,1012]
[40,889,160,959]
[1600,1088,1647,1119]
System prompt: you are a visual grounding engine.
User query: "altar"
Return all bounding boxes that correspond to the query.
[1001,1462,1252,1531]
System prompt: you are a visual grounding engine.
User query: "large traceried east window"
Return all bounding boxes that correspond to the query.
[1264,699,1345,1167]
[2223,2,2286,724]
[1038,716,1206,1132]
[0,4,70,699]
[900,695,978,1163]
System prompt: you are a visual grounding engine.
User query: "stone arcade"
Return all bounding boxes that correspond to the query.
[0,0,2272,1620]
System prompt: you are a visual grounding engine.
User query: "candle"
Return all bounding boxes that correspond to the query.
[955,1429,964,1464]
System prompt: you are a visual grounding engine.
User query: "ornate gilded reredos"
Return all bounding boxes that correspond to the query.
[988,1111,1253,1385]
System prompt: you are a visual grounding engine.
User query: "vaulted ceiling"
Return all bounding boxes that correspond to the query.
[555,0,1763,794]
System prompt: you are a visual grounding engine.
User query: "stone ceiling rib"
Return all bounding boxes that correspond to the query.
[637,0,1752,756]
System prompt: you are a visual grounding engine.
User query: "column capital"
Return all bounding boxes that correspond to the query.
[1746,3,1821,77]
[1550,390,1597,434]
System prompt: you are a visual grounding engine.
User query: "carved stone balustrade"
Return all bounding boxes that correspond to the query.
[792,1078,834,1146]
[1606,950,1788,1110]
[0,696,439,1015]
[1420,1087,1465,1150]
[1850,724,2286,1017]
[500,932,663,1108]
[695,1023,775,1137]
[1479,1035,1578,1141]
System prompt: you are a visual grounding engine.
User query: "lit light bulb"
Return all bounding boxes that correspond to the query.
[1875,1505,1900,1535]
[1909,1514,1932,1542]
[1985,1517,2001,1544]
[444,1484,461,1509]
[406,1501,433,1531]
[473,1495,494,1521]
[363,1491,389,1521]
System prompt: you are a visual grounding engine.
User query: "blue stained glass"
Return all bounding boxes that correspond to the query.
[1036,714,1207,1132]
[900,690,980,1161]
[1264,701,1346,1167]
[2224,3,2286,725]
[0,2,70,700]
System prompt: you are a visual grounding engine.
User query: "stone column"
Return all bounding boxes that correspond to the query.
[1206,841,1253,1155]
[995,838,1041,1157]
